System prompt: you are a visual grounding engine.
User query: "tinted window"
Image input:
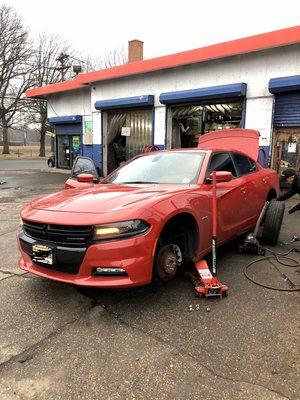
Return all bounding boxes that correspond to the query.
[207,153,237,177]
[233,154,257,175]
[248,158,257,172]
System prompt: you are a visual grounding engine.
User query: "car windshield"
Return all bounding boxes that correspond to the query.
[106,152,205,184]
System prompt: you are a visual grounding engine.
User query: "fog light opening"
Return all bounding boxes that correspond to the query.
[93,267,127,276]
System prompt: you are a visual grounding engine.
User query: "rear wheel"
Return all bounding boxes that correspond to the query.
[261,200,285,245]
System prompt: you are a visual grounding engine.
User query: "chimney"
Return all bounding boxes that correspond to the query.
[128,40,143,63]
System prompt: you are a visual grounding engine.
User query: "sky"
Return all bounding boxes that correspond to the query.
[3,0,300,61]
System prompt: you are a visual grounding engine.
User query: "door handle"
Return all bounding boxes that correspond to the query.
[240,187,246,194]
[262,178,268,184]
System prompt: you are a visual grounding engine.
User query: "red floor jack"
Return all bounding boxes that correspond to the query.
[187,171,228,298]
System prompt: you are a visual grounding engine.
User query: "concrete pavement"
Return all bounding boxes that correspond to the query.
[0,170,299,399]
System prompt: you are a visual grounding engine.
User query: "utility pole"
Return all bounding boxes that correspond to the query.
[55,53,71,81]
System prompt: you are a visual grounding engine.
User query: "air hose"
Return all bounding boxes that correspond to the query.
[244,246,300,292]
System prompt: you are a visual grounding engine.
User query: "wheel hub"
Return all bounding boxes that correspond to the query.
[159,244,182,280]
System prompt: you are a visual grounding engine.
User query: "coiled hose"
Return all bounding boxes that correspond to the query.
[244,246,300,292]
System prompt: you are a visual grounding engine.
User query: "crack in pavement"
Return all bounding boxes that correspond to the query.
[0,269,27,276]
[101,306,292,400]
[0,270,28,283]
[0,295,97,374]
[0,229,18,237]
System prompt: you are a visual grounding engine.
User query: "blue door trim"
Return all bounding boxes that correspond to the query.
[94,95,154,110]
[159,83,247,105]
[269,75,300,94]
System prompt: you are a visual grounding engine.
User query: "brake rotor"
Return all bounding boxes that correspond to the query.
[158,244,182,281]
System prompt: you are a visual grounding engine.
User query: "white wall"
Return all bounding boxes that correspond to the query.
[90,44,300,146]
[47,89,91,118]
[47,44,300,148]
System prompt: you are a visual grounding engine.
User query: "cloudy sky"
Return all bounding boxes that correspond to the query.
[3,0,300,60]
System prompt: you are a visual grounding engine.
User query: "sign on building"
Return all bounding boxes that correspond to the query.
[83,116,93,145]
[121,127,131,137]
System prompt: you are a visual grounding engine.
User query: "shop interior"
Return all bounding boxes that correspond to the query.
[104,109,152,174]
[169,99,244,148]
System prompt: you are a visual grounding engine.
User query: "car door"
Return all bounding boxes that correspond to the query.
[65,156,100,189]
[231,153,266,228]
[202,152,251,247]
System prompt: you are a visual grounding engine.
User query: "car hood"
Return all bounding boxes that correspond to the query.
[29,183,193,214]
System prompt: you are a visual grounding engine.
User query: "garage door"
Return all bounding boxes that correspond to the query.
[272,93,300,173]
[273,92,300,126]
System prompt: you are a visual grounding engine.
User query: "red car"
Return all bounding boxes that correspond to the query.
[18,129,281,288]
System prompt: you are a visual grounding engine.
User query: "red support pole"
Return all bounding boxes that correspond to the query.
[211,171,217,277]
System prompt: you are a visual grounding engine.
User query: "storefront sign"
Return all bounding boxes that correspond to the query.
[83,116,93,145]
[287,142,297,153]
[72,136,80,150]
[121,127,131,137]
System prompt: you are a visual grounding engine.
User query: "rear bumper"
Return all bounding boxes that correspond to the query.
[18,230,156,288]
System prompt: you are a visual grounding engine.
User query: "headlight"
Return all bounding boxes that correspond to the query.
[93,220,150,240]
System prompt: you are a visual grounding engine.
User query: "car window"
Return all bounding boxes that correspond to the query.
[233,153,257,175]
[71,157,99,180]
[248,157,258,172]
[207,152,237,178]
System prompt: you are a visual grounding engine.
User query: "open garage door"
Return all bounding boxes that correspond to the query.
[160,83,246,149]
[103,108,153,175]
[95,95,154,175]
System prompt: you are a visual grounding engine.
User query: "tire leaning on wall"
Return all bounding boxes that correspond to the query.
[260,200,285,246]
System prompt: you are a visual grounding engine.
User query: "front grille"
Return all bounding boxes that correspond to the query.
[23,220,93,247]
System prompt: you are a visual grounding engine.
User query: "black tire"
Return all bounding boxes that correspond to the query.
[261,200,285,245]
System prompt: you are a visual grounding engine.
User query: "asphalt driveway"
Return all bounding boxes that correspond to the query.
[0,169,299,400]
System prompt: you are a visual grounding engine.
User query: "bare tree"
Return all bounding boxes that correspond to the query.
[29,33,73,156]
[78,46,128,72]
[0,4,35,154]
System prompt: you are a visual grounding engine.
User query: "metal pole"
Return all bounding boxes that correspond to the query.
[212,171,217,277]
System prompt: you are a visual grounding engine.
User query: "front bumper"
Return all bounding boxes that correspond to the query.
[18,230,156,288]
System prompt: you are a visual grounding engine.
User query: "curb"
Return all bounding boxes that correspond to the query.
[39,168,70,174]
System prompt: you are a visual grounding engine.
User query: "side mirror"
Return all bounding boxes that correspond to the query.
[209,171,232,182]
[77,173,94,183]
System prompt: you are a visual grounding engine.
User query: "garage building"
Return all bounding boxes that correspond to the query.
[27,26,300,174]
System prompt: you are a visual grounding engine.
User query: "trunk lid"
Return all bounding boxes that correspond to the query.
[198,128,259,160]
